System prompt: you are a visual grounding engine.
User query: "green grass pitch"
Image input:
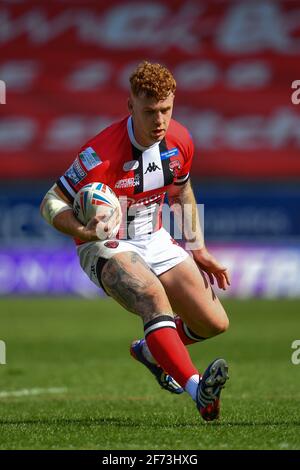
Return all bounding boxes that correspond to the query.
[0,298,299,450]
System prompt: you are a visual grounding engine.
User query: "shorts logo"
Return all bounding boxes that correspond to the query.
[91,263,97,279]
[79,147,102,170]
[123,160,139,172]
[65,157,87,185]
[104,241,119,249]
[115,175,140,189]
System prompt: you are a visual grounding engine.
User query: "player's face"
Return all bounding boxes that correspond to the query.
[128,92,174,147]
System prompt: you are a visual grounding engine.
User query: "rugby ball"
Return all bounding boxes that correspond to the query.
[73,182,121,240]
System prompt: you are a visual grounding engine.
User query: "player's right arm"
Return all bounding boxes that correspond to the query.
[40,184,106,242]
[41,143,115,241]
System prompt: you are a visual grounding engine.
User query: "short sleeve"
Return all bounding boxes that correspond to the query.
[173,132,194,186]
[56,146,109,202]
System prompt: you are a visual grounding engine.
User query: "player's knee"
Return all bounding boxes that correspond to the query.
[218,315,229,334]
[204,315,229,338]
[212,316,229,336]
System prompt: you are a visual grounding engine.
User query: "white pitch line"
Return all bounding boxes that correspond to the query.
[0,387,67,398]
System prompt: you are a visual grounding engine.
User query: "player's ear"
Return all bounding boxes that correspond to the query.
[128,97,133,113]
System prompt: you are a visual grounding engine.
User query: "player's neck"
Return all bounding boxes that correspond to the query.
[130,117,158,149]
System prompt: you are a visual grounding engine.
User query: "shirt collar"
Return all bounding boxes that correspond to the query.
[127,116,160,151]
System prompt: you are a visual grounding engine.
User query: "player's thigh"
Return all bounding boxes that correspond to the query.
[101,251,172,323]
[158,255,229,337]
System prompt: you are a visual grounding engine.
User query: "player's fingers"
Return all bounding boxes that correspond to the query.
[214,273,222,289]
[103,208,119,232]
[212,271,224,290]
[95,213,108,222]
[223,269,231,286]
[216,269,230,289]
[207,271,214,285]
[86,216,101,230]
[219,272,229,290]
[198,263,215,285]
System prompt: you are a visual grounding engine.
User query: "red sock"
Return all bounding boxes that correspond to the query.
[175,316,206,345]
[144,315,199,388]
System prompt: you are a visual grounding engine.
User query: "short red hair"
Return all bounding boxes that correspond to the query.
[130,61,176,100]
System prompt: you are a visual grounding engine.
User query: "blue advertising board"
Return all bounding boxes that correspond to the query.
[0,181,299,246]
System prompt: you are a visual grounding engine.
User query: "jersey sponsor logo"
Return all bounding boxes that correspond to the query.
[144,162,161,174]
[160,148,179,160]
[125,192,165,207]
[104,241,119,249]
[79,146,102,170]
[123,160,139,172]
[115,175,140,189]
[169,159,181,176]
[65,157,86,185]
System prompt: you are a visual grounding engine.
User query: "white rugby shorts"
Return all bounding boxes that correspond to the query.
[77,228,189,290]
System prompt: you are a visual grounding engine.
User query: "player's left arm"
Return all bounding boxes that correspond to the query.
[167,180,230,290]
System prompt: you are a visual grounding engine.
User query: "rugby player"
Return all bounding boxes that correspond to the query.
[40,61,230,421]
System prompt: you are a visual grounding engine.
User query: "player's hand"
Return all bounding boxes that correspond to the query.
[82,214,105,241]
[191,246,230,290]
[84,209,121,241]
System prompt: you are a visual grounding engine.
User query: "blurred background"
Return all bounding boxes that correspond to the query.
[1,0,300,299]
